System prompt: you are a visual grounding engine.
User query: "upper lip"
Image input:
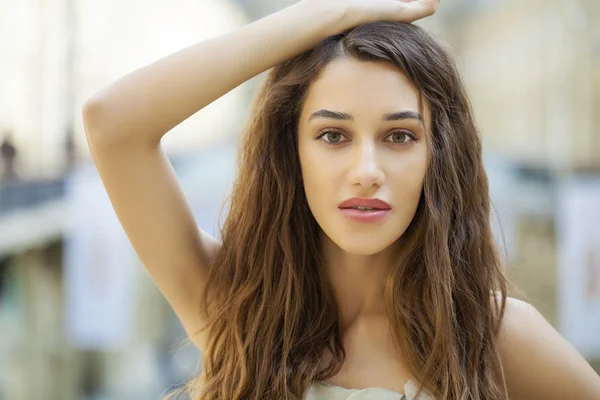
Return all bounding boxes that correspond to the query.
[338,197,392,210]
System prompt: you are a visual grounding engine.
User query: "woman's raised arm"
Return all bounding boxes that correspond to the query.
[80,0,438,351]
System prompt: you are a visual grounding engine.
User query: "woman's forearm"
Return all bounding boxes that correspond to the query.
[82,2,349,148]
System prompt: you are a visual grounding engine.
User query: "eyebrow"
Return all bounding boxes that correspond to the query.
[308,109,423,123]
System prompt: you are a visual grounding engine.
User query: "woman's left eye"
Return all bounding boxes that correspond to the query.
[385,131,416,146]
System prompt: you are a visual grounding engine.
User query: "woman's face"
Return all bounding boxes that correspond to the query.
[297,58,431,256]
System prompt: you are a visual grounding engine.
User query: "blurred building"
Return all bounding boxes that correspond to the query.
[451,0,600,170]
[0,0,248,399]
[442,0,600,368]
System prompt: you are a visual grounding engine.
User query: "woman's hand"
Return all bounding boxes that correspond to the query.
[300,0,439,31]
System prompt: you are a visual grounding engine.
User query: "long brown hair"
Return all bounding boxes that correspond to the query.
[170,21,510,400]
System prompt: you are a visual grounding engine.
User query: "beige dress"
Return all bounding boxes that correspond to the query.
[304,379,435,400]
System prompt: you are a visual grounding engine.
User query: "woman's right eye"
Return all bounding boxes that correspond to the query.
[317,130,347,145]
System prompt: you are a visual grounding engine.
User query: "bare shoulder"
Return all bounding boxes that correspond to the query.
[496,296,600,400]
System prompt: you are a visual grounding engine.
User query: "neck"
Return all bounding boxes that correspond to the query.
[319,229,401,328]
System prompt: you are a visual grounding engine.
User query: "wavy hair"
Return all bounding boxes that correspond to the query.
[167,21,510,400]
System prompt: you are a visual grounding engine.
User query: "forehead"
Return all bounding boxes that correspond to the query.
[300,58,429,123]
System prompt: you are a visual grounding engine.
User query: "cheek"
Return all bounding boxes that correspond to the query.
[388,151,428,201]
[300,140,337,184]
[299,148,341,214]
[301,155,336,200]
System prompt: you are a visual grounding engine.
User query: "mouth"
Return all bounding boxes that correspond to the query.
[337,197,392,223]
[337,197,392,211]
[339,206,385,211]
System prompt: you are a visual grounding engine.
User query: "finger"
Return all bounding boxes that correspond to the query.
[417,0,439,13]
[395,0,438,21]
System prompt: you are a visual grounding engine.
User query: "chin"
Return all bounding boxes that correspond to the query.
[332,233,397,256]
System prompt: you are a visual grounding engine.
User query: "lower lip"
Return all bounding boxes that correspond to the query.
[339,208,391,223]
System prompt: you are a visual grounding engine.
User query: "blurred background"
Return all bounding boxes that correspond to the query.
[0,0,599,399]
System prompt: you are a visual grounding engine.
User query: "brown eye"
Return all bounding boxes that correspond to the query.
[392,132,408,143]
[386,130,416,146]
[325,132,342,143]
[317,130,347,145]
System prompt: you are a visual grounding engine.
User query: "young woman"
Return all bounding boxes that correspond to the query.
[82,1,600,399]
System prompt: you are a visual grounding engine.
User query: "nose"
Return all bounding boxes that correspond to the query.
[348,140,385,189]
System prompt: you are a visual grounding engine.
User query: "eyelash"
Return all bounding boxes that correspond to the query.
[316,129,417,147]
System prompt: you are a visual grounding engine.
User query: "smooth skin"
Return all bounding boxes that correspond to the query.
[82,0,600,398]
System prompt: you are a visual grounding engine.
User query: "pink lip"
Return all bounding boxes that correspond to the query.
[338,197,392,210]
[339,208,390,223]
